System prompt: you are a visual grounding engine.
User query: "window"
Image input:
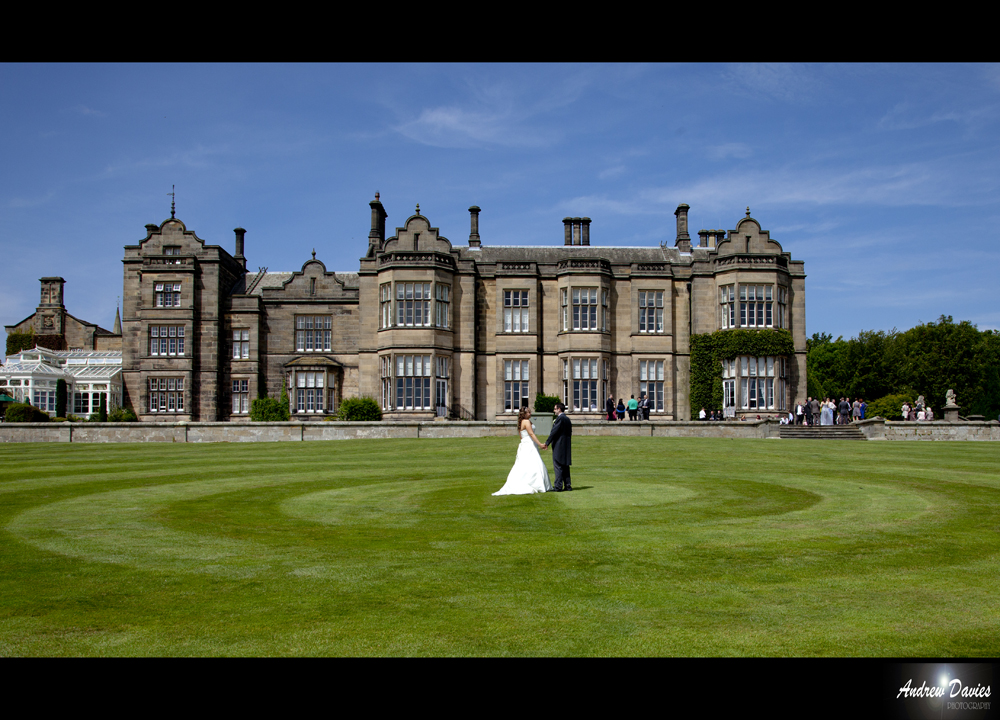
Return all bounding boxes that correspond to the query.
[777,286,787,329]
[148,377,184,413]
[154,283,181,307]
[73,392,95,416]
[296,316,331,352]
[396,355,432,410]
[232,330,249,360]
[380,355,392,410]
[380,283,392,329]
[149,326,185,356]
[295,372,326,413]
[739,285,773,328]
[729,355,786,411]
[564,358,601,412]
[561,289,568,330]
[503,290,529,333]
[639,291,664,333]
[504,360,530,412]
[232,379,249,414]
[396,283,431,327]
[436,284,450,329]
[572,288,599,331]
[436,356,449,415]
[720,285,735,329]
[33,390,56,413]
[639,360,665,411]
[164,246,180,256]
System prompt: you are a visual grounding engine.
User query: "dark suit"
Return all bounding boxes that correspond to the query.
[547,412,572,491]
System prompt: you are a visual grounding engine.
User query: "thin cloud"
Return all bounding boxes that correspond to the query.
[706,142,753,160]
[721,63,821,104]
[8,191,55,208]
[395,105,555,149]
[71,105,106,117]
[390,69,597,149]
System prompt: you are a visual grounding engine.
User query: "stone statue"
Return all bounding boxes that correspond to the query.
[945,389,957,407]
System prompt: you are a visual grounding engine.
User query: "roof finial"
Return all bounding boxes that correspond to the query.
[415,203,420,215]
[375,191,380,202]
[168,184,176,219]
[746,206,751,218]
[311,248,316,260]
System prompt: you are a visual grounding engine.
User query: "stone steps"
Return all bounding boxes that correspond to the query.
[778,424,866,440]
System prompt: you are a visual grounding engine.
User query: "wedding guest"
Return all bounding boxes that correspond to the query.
[627,395,638,421]
[617,398,626,421]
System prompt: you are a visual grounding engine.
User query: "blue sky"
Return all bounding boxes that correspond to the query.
[2,63,998,351]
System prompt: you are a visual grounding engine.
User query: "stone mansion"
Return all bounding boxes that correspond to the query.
[6,196,807,422]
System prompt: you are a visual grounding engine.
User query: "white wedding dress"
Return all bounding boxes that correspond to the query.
[493,425,552,495]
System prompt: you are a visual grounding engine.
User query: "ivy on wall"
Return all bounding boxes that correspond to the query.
[6,328,35,357]
[689,328,795,415]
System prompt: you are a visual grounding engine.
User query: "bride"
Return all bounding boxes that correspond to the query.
[493,406,552,495]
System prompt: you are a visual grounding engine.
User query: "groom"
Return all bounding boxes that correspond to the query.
[543,402,572,492]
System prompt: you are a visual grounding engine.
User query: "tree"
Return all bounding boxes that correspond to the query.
[55,379,67,418]
[806,317,1000,418]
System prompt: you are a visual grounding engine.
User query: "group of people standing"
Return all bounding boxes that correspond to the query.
[792,397,868,426]
[901,396,934,421]
[606,394,650,421]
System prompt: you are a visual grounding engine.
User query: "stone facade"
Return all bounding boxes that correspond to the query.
[5,277,121,353]
[115,197,807,422]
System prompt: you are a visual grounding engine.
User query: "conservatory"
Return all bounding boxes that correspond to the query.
[0,347,122,417]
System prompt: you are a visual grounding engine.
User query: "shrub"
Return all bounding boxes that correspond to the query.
[99,393,108,422]
[533,392,560,414]
[108,407,138,422]
[4,403,51,422]
[336,396,382,421]
[866,393,913,421]
[250,397,290,422]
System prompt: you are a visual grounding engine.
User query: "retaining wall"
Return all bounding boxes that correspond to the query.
[0,419,996,443]
[856,418,1000,441]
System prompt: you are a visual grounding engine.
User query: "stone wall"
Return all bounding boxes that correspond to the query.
[3,419,996,444]
[0,419,782,443]
[856,418,1000,441]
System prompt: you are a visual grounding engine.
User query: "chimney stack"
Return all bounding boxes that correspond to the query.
[675,204,691,252]
[369,193,387,250]
[581,217,591,246]
[563,217,573,245]
[234,227,246,270]
[468,205,481,248]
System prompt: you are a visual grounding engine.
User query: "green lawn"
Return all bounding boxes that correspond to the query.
[1,437,998,656]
